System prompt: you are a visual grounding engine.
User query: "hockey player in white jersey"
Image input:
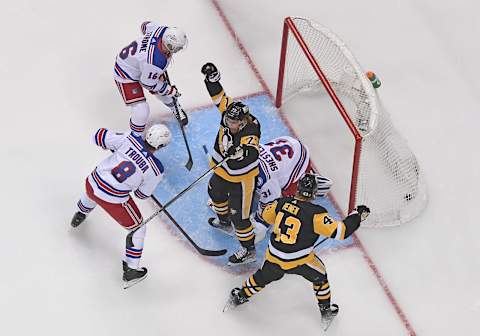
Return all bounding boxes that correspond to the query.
[114,21,188,135]
[252,136,333,241]
[70,124,171,288]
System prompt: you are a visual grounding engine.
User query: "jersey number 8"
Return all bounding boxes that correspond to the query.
[111,161,136,183]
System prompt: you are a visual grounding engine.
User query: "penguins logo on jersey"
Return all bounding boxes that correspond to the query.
[220,127,234,155]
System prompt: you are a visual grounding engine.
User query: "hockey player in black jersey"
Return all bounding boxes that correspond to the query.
[201,62,261,265]
[223,173,370,330]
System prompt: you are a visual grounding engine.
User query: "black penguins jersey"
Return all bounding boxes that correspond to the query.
[204,79,261,183]
[261,197,361,270]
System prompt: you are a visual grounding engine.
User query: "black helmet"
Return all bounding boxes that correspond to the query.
[297,173,318,199]
[226,101,249,121]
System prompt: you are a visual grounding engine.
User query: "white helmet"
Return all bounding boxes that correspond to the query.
[145,124,171,149]
[162,27,188,53]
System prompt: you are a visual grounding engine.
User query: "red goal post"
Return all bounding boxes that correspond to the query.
[275,17,427,227]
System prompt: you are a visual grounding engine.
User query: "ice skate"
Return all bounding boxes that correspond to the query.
[208,217,235,236]
[319,303,339,331]
[123,261,148,289]
[70,212,86,228]
[227,246,256,266]
[223,287,249,312]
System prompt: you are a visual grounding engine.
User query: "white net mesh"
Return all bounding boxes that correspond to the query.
[279,17,427,227]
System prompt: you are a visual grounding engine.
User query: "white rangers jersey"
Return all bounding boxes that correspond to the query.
[114,21,172,93]
[256,136,311,207]
[88,128,164,204]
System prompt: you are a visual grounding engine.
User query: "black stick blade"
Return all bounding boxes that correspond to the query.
[197,248,227,257]
[185,157,193,171]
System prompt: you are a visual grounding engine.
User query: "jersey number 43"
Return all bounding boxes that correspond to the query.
[273,212,302,244]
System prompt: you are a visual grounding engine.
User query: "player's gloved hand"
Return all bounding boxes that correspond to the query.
[165,85,181,98]
[149,82,181,98]
[201,62,221,83]
[354,205,370,221]
[227,145,244,160]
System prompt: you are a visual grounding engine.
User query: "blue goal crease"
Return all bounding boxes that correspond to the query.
[152,94,352,274]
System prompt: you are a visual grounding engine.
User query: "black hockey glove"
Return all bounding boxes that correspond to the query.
[354,205,370,222]
[227,145,244,160]
[201,62,221,83]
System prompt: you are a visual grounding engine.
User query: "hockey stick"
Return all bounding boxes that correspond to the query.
[164,71,193,171]
[153,197,227,256]
[137,156,227,228]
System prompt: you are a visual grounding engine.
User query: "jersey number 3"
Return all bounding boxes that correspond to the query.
[273,212,301,244]
[111,161,136,183]
[266,139,294,161]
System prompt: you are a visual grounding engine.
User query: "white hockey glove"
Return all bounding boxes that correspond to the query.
[354,205,370,222]
[227,145,244,160]
[201,62,221,83]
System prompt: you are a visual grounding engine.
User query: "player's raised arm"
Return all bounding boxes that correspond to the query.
[313,205,370,240]
[201,63,234,113]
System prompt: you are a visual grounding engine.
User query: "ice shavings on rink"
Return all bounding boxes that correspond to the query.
[152,94,352,273]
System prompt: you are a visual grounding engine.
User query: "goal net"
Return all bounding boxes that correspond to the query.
[275,17,427,227]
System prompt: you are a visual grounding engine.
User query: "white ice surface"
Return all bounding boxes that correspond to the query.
[1,1,479,335]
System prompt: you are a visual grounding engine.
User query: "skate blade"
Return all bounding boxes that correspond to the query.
[227,257,256,266]
[123,274,148,289]
[321,315,337,331]
[222,297,237,312]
